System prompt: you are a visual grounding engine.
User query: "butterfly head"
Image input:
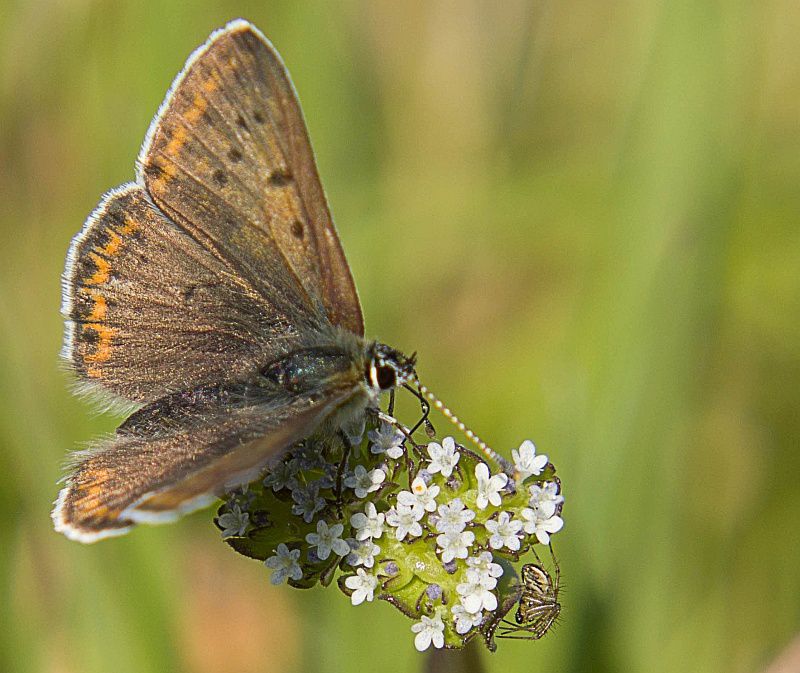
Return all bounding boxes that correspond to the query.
[367,343,417,393]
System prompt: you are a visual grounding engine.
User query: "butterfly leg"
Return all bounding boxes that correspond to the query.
[401,383,433,439]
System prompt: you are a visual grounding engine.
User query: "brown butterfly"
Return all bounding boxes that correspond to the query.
[53,19,416,542]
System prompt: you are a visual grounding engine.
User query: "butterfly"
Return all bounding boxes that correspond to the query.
[52,19,417,543]
[496,561,561,640]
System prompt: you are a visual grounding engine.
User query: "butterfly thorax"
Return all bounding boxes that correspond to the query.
[261,341,415,398]
[261,348,360,394]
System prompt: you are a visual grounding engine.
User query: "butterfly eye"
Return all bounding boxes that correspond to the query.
[373,364,396,391]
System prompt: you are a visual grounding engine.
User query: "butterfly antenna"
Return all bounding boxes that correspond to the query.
[413,378,512,473]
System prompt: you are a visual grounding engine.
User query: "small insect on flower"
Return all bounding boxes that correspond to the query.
[497,559,561,640]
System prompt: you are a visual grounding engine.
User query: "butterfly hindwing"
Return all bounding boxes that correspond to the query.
[137,20,363,337]
[52,381,358,543]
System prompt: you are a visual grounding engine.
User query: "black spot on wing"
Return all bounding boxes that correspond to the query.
[268,169,293,187]
[212,169,228,187]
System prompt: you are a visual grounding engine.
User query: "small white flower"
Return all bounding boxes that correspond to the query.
[512,439,548,480]
[528,481,564,518]
[346,538,381,568]
[436,529,475,563]
[521,508,564,545]
[263,459,299,492]
[426,436,460,478]
[291,482,326,523]
[265,543,303,585]
[345,464,386,499]
[466,552,504,589]
[485,511,523,551]
[474,463,508,510]
[452,603,484,634]
[217,503,250,538]
[385,504,423,541]
[434,498,476,534]
[411,613,446,651]
[305,520,350,560]
[345,568,379,605]
[397,476,440,516]
[456,577,498,614]
[368,421,406,459]
[463,567,495,591]
[350,502,385,540]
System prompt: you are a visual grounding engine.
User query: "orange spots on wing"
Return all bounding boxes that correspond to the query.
[87,294,107,321]
[100,228,122,257]
[85,221,140,292]
[118,214,141,236]
[149,80,217,189]
[185,93,208,123]
[77,497,110,517]
[87,483,105,496]
[151,127,186,190]
[165,126,189,158]
[82,322,115,365]
[86,253,111,285]
[202,77,218,94]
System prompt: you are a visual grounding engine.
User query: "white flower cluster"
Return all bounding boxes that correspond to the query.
[222,422,565,653]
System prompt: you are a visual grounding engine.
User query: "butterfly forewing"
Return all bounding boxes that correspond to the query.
[137,20,363,337]
[62,184,315,402]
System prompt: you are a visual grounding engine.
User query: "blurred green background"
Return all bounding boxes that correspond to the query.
[2,1,799,672]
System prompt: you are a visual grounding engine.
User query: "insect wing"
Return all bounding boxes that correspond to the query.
[52,382,357,543]
[137,20,363,337]
[61,185,317,403]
